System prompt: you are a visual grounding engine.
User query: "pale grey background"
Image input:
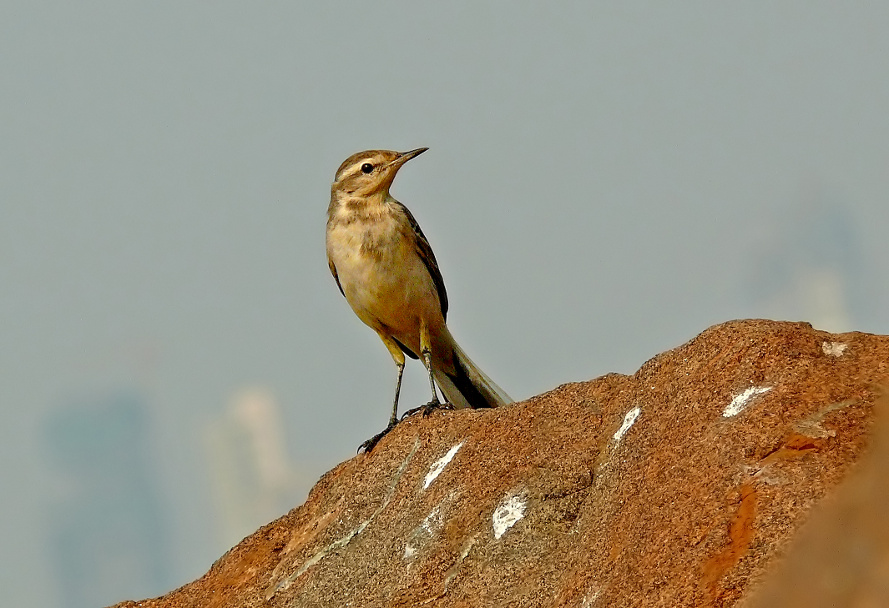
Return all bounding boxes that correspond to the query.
[2,2,888,606]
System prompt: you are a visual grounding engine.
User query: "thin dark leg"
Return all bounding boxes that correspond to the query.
[402,349,453,419]
[422,348,441,406]
[388,361,405,426]
[358,361,405,454]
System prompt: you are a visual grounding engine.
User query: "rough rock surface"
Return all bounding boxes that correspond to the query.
[115,320,889,607]
[744,389,889,607]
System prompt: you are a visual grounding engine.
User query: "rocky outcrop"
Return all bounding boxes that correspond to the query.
[744,389,889,608]
[115,320,889,607]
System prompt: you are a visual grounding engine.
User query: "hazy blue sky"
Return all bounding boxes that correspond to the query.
[2,2,888,606]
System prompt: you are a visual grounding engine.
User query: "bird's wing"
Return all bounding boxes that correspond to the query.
[393,201,449,319]
[327,253,345,297]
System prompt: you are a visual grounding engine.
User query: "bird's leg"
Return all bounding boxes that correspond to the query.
[359,340,406,453]
[423,347,443,407]
[389,360,405,427]
[402,339,453,420]
[422,346,441,405]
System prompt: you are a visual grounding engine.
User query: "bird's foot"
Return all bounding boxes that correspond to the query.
[401,399,454,420]
[357,421,398,454]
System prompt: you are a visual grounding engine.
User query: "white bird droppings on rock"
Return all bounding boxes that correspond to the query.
[581,586,602,608]
[403,504,444,561]
[723,386,772,418]
[423,442,464,489]
[613,406,641,442]
[492,494,527,540]
[822,341,848,357]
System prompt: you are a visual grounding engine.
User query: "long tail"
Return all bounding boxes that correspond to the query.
[433,341,512,409]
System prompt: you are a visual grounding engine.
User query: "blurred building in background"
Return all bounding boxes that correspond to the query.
[746,194,876,333]
[43,390,172,608]
[204,388,304,550]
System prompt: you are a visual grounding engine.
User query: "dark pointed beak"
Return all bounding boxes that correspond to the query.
[389,147,429,170]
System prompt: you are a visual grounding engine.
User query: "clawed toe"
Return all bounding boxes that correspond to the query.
[360,399,455,452]
[401,400,453,420]
[357,422,398,454]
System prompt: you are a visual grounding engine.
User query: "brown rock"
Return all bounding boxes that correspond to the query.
[113,320,889,607]
[743,388,889,608]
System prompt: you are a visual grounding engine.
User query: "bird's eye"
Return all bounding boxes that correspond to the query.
[361,163,374,174]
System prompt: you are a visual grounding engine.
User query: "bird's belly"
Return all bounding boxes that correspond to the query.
[329,233,440,338]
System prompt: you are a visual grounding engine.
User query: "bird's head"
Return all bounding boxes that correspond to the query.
[331,148,428,199]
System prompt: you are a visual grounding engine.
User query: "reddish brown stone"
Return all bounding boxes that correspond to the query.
[744,389,889,607]
[113,320,889,607]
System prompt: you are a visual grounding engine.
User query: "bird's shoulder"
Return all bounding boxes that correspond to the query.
[387,199,449,318]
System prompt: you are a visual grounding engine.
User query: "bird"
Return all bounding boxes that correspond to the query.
[325,147,512,452]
